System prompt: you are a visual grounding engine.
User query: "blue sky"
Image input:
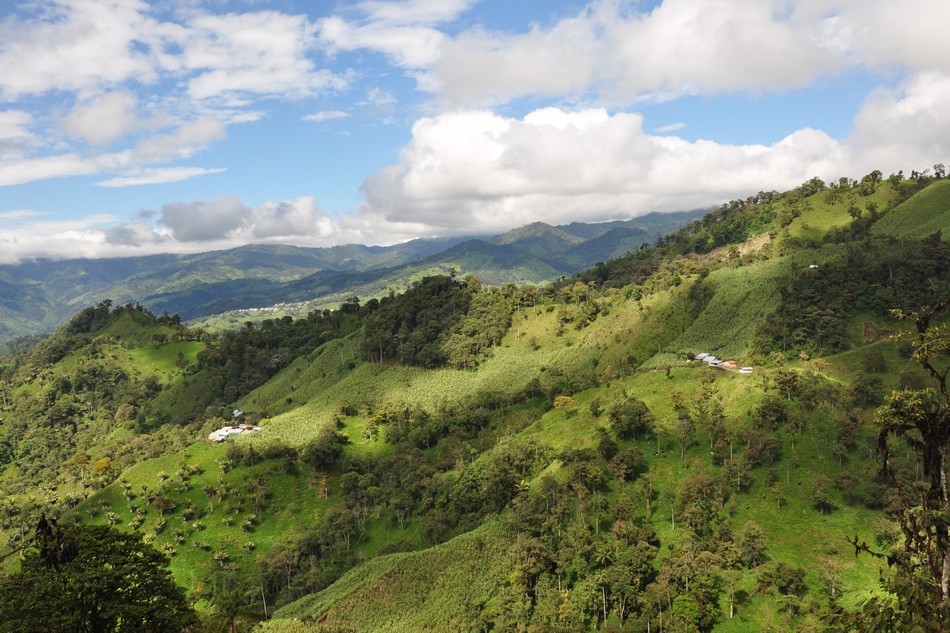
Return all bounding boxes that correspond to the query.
[1,0,948,263]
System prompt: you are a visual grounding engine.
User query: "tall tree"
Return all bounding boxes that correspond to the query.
[843,300,950,628]
[0,520,197,632]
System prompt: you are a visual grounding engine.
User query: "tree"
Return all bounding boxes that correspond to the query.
[608,395,655,440]
[835,300,950,629]
[553,395,578,416]
[0,521,197,632]
[875,303,950,600]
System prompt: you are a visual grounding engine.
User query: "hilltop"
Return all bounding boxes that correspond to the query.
[1,171,949,631]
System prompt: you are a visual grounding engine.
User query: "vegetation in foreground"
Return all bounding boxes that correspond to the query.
[1,168,949,631]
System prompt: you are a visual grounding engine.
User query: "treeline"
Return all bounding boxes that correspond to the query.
[756,234,950,355]
[576,168,941,291]
[190,299,367,409]
[361,275,538,368]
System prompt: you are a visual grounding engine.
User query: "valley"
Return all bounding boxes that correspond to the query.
[1,172,949,631]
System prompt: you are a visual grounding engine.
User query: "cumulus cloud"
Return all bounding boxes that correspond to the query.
[360,107,850,234]
[846,70,950,174]
[426,0,950,106]
[436,0,842,105]
[151,195,348,244]
[159,196,250,242]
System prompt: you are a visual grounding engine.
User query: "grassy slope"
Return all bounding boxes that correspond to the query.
[266,522,514,632]
[783,182,901,241]
[51,249,896,630]
[48,180,943,630]
[871,179,950,238]
[249,301,893,631]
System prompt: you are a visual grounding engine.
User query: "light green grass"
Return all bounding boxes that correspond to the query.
[782,180,900,242]
[267,521,514,631]
[128,341,205,377]
[872,179,950,238]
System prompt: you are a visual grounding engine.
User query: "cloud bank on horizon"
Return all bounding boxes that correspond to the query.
[1,0,949,263]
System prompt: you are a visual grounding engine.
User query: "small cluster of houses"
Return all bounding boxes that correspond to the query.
[208,423,263,442]
[694,353,753,374]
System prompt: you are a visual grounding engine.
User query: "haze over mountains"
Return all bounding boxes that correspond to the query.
[0,211,702,343]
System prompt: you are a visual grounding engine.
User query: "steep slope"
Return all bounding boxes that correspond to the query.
[871,178,950,238]
[6,174,949,632]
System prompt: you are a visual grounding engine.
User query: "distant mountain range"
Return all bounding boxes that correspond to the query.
[0,210,704,342]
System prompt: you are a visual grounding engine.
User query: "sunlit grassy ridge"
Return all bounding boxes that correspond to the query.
[871,178,950,238]
[266,522,514,631]
[784,181,902,241]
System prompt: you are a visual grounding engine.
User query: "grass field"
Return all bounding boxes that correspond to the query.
[872,179,950,238]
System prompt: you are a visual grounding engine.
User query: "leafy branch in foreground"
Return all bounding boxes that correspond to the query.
[0,517,197,632]
[831,301,950,630]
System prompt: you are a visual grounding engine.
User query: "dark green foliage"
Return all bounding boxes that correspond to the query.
[757,236,950,356]
[754,394,789,430]
[737,520,768,567]
[757,562,807,596]
[443,284,514,368]
[0,522,196,632]
[302,429,350,471]
[607,395,655,439]
[362,275,472,367]
[191,307,364,411]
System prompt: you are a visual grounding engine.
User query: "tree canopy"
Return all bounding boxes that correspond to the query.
[0,521,197,632]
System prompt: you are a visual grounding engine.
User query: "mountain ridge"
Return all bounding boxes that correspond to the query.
[0,211,704,342]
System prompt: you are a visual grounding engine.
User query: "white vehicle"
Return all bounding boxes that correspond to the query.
[739,367,754,374]
[695,353,709,360]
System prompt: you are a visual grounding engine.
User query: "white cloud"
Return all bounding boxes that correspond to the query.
[0,110,37,159]
[132,117,227,162]
[437,16,601,104]
[0,214,123,264]
[359,107,850,234]
[59,91,140,145]
[848,71,950,174]
[159,196,250,242]
[317,0,477,68]
[0,209,42,222]
[0,152,124,186]
[436,0,842,105]
[0,117,227,186]
[427,0,950,107]
[0,0,156,100]
[821,0,950,74]
[0,2,347,189]
[654,122,686,133]
[174,11,347,100]
[303,110,350,122]
[154,195,349,244]
[95,166,226,187]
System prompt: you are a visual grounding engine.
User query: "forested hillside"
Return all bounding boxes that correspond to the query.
[2,171,950,632]
[0,213,700,345]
